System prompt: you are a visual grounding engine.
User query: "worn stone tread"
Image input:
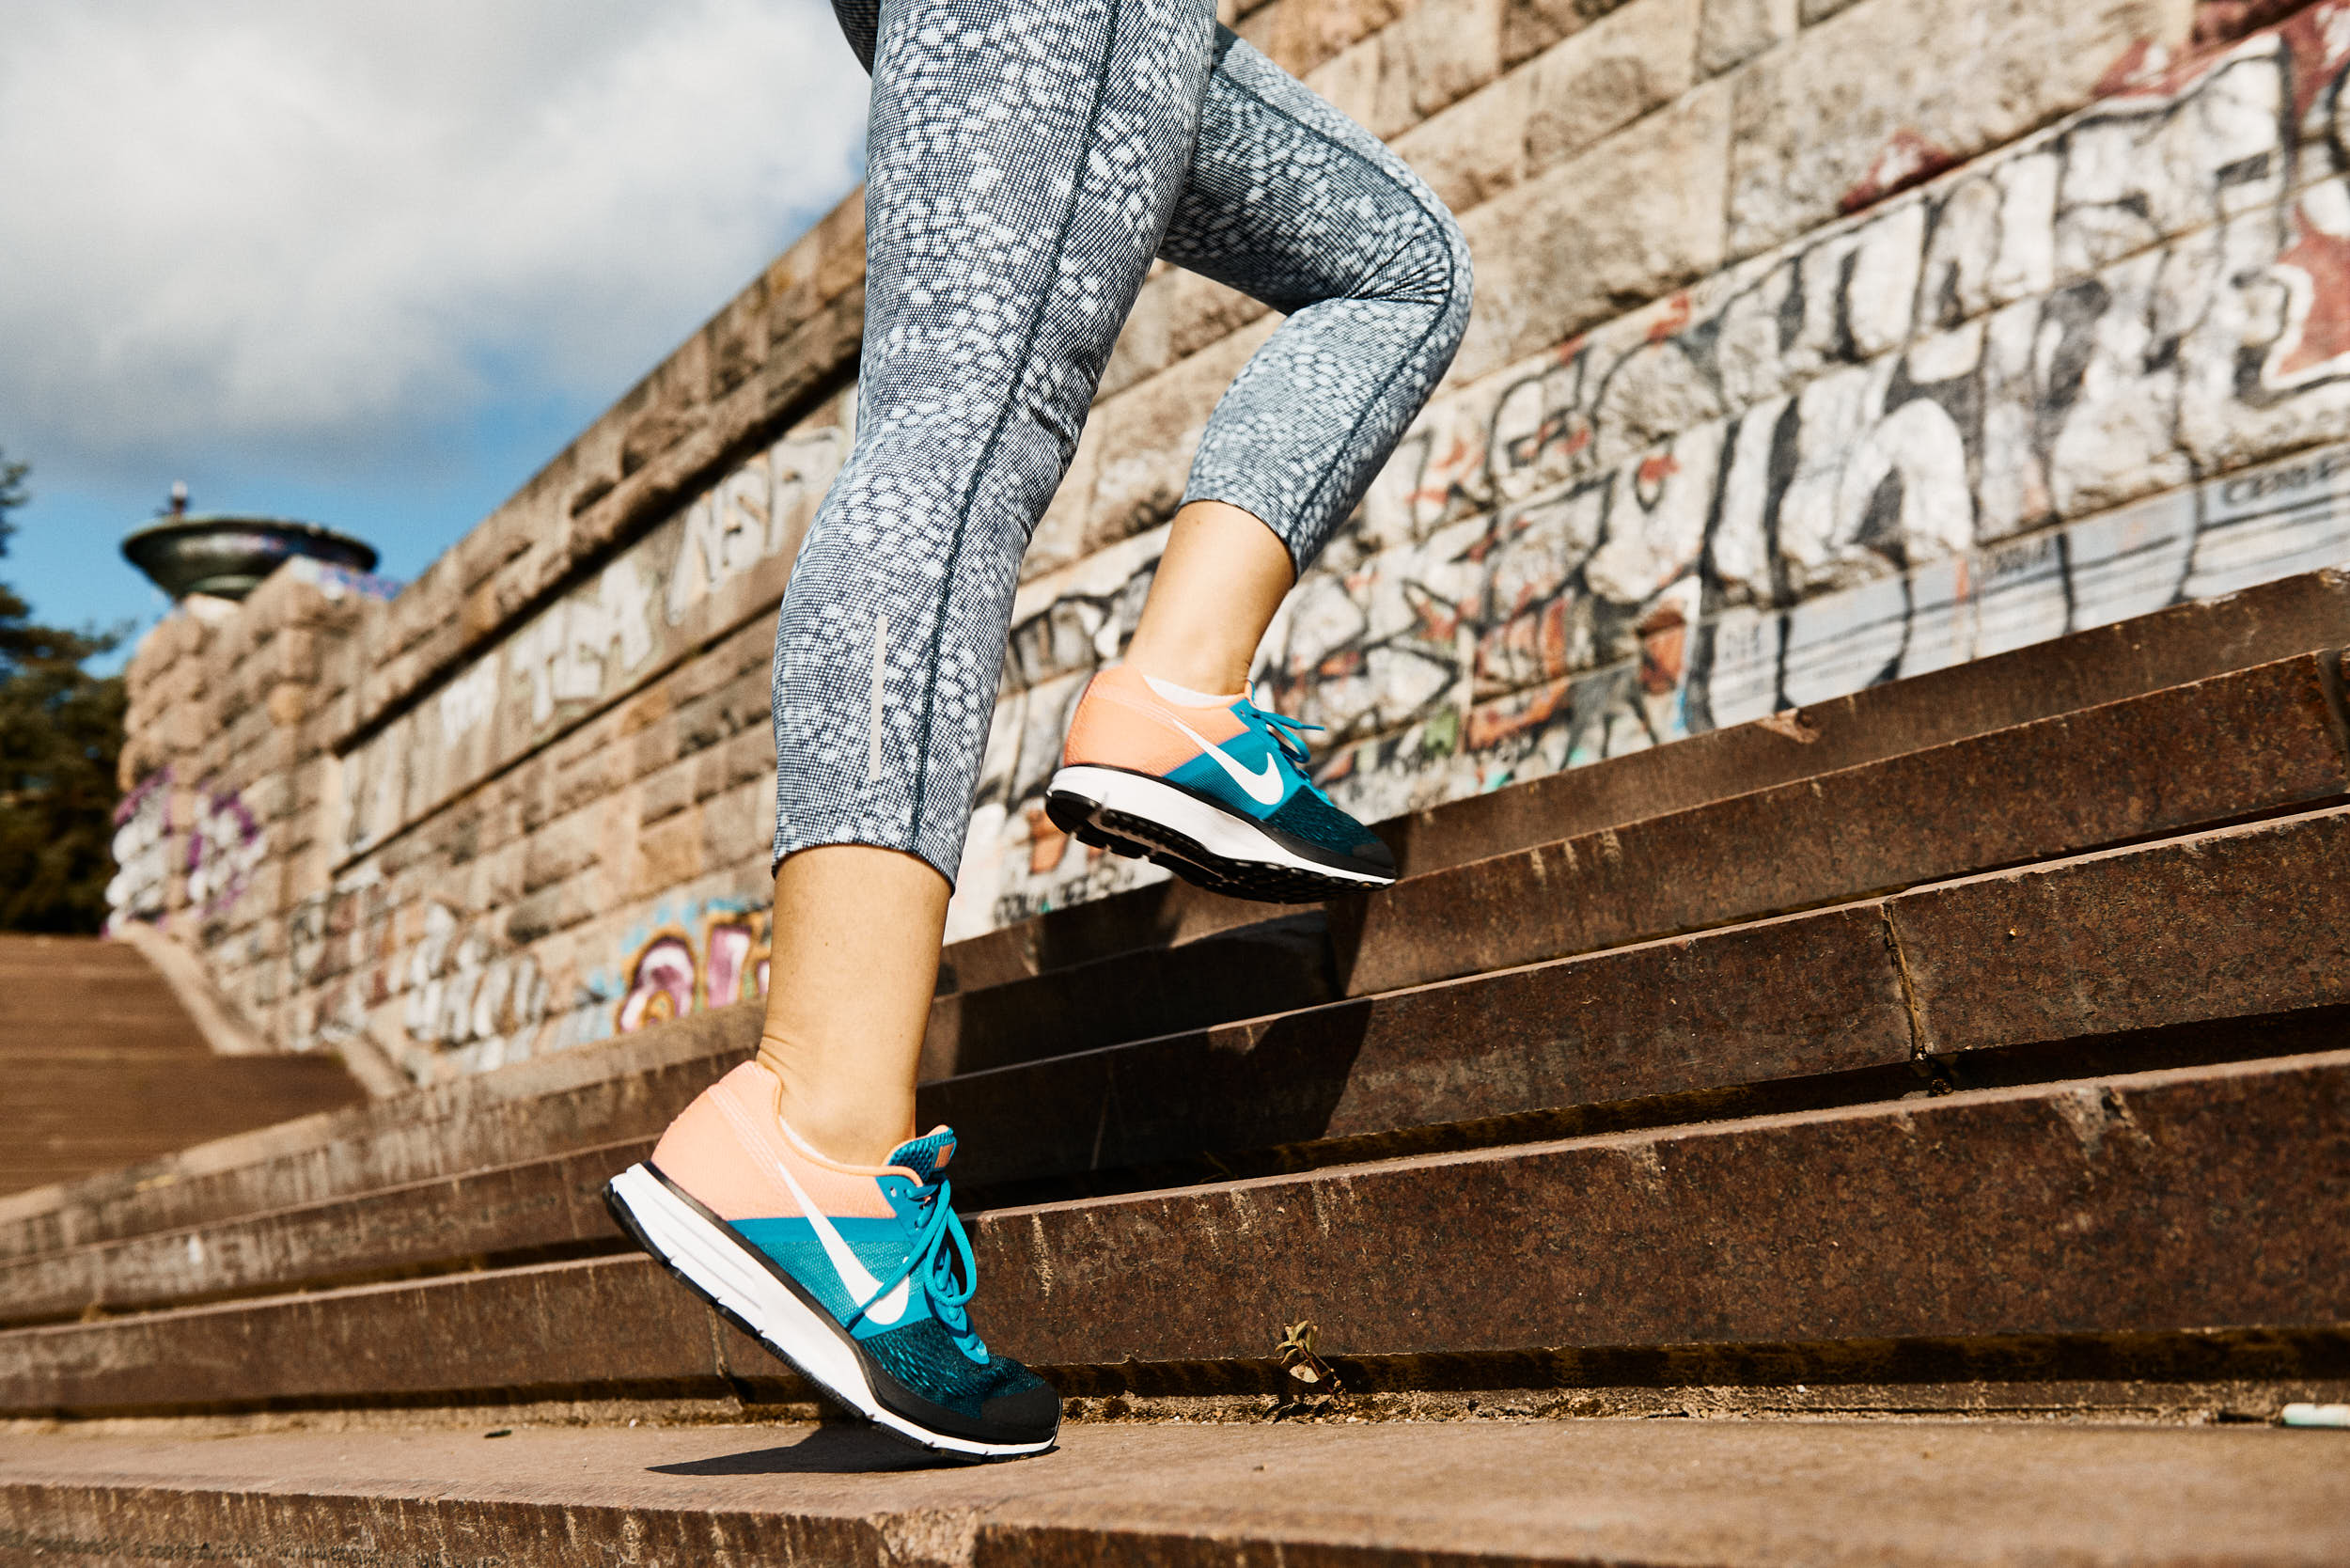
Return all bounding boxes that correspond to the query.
[4,1414,2346,1566]
[3,1049,2341,1417]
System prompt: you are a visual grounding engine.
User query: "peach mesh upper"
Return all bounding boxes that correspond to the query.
[1061,666,1247,773]
[649,1060,899,1221]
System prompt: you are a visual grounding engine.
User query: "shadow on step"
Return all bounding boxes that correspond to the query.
[952,1001,2350,1213]
[649,1423,957,1476]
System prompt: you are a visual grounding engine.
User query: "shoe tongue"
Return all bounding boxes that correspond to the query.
[885,1127,956,1183]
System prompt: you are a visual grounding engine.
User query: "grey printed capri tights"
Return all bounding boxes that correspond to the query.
[771,0,1473,880]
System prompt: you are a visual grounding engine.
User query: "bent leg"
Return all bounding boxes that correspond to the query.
[1162,30,1472,572]
[1051,33,1470,901]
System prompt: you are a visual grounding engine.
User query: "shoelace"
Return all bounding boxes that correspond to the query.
[851,1174,985,1353]
[1244,683,1324,769]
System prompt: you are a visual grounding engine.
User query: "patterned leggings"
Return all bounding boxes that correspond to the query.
[772,0,1472,880]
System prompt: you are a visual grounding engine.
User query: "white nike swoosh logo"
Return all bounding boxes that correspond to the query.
[1168,716,1287,807]
[772,1157,913,1326]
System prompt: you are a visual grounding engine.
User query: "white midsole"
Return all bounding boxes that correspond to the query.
[605,1164,1051,1458]
[1047,765,1392,886]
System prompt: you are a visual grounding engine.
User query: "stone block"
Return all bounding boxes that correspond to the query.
[631,712,683,785]
[697,777,773,871]
[521,821,599,900]
[631,808,707,901]
[1503,0,1634,65]
[263,682,306,729]
[503,878,595,947]
[551,736,624,821]
[1084,318,1278,556]
[1698,0,1797,74]
[1302,28,1384,123]
[1162,269,1271,375]
[1453,79,1731,384]
[1098,277,1176,401]
[811,188,868,303]
[1524,0,1700,177]
[1893,803,2350,1056]
[1394,63,1532,212]
[1373,0,1508,137]
[1026,423,1106,579]
[1727,0,2188,259]
[1244,0,1417,78]
[694,726,776,806]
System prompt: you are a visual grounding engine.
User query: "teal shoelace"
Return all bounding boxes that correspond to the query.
[1244,683,1324,769]
[851,1173,985,1355]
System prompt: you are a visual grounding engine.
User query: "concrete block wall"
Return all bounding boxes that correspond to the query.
[107,0,2350,1082]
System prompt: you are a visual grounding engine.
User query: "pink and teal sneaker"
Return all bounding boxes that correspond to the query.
[1046,666,1397,902]
[603,1060,1058,1459]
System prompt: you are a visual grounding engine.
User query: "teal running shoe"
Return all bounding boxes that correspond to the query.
[603,1060,1058,1460]
[1045,666,1398,902]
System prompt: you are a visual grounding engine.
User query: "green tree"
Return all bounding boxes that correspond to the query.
[0,450,129,933]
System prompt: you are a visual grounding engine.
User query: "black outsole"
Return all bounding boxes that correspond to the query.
[600,1175,1051,1464]
[1044,789,1387,903]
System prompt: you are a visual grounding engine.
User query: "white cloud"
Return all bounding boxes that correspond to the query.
[0,0,868,486]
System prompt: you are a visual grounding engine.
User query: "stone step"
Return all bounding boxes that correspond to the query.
[916,570,2350,1071]
[1336,650,2349,997]
[5,1419,2345,1567]
[0,933,226,1053]
[11,794,2349,1326]
[0,1137,655,1327]
[0,936,367,1199]
[4,573,2339,1265]
[920,909,1334,1083]
[0,1004,759,1265]
[3,1048,2340,1418]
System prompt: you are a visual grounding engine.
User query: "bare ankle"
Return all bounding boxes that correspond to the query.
[757,1042,912,1167]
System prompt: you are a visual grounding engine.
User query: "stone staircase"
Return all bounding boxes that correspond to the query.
[0,933,365,1200]
[6,573,2350,1562]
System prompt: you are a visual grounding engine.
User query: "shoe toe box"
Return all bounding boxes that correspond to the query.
[980,1375,1063,1443]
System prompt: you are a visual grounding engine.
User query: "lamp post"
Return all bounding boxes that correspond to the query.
[120,486,379,603]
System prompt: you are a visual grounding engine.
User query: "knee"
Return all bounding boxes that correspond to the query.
[1378,198,1472,355]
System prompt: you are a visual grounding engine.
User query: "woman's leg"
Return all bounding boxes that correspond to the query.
[1118,498,1296,697]
[761,0,1219,1164]
[1051,27,1472,900]
[753,844,946,1166]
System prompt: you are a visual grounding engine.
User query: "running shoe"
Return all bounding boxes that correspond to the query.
[603,1060,1058,1460]
[1044,666,1397,902]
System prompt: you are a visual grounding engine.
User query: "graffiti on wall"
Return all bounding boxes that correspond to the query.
[281,878,553,1082]
[399,902,553,1073]
[338,425,847,858]
[103,769,172,933]
[612,902,773,1033]
[185,787,266,917]
[170,0,2350,1068]
[952,9,2350,930]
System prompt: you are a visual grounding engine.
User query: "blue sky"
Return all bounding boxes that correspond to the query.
[0,0,869,672]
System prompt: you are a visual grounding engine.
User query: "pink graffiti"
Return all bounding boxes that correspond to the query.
[616,935,695,1032]
[705,920,758,1009]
